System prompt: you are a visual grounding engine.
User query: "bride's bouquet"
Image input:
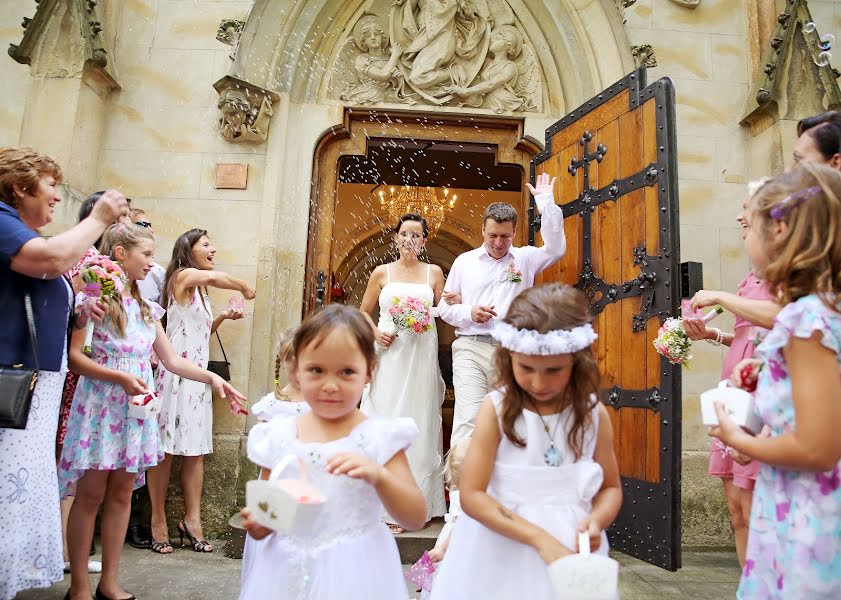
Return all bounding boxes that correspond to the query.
[78,254,126,353]
[387,295,434,335]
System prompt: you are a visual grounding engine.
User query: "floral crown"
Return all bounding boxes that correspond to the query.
[769,185,821,220]
[491,321,597,355]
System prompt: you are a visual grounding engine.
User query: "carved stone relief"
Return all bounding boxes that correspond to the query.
[213,75,280,143]
[631,44,657,68]
[330,0,542,113]
[216,19,245,61]
[668,0,701,7]
[9,0,117,87]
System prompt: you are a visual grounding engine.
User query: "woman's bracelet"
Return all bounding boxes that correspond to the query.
[706,327,723,346]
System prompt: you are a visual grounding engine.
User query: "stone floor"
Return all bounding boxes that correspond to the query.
[16,542,740,599]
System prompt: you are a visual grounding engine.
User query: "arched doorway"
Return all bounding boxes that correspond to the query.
[305,109,539,441]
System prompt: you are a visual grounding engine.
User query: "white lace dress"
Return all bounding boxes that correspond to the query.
[429,390,607,600]
[251,392,310,422]
[239,414,418,600]
[361,265,446,520]
[155,288,213,455]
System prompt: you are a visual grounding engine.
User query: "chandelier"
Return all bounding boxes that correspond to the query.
[377,186,457,237]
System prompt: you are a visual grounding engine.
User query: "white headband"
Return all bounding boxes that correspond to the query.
[492,321,597,355]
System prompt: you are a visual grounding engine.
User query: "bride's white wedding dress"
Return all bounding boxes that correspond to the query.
[361,264,446,520]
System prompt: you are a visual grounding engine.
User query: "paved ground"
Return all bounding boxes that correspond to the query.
[16,542,740,599]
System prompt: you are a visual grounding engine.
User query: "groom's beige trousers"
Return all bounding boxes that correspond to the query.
[450,336,498,445]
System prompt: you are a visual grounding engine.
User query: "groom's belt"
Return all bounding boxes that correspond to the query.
[456,334,500,346]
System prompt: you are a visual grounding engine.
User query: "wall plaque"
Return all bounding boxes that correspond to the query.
[215,163,248,189]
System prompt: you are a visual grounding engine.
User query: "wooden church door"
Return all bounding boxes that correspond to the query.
[531,67,682,570]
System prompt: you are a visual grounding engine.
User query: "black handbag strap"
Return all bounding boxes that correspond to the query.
[215,331,229,363]
[24,292,39,371]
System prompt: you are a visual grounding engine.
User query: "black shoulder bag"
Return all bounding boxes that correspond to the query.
[207,331,231,381]
[0,292,39,429]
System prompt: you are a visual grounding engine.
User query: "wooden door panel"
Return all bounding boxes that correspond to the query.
[531,68,681,570]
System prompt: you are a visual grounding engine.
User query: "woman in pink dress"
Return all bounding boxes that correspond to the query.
[683,187,781,567]
[685,275,776,567]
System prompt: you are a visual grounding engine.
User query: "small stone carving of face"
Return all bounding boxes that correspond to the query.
[354,16,387,53]
[489,31,509,56]
[489,26,522,59]
[219,90,250,129]
[363,23,386,52]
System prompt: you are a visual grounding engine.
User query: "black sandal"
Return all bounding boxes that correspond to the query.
[178,519,214,553]
[150,539,174,554]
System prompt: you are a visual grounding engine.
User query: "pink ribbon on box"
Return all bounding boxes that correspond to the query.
[230,399,248,416]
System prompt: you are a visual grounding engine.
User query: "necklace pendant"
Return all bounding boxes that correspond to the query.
[543,445,561,467]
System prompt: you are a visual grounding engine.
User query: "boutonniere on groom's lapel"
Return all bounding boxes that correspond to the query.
[504,260,523,283]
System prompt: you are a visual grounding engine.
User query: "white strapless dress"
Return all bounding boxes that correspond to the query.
[361,265,446,520]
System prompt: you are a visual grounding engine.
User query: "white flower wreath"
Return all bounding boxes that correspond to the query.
[491,321,597,355]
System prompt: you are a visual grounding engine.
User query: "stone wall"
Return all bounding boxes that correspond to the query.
[3,0,840,547]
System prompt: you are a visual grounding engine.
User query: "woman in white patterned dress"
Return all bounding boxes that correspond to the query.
[146,228,255,554]
[359,213,448,529]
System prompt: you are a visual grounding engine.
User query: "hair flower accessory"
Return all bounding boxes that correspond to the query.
[770,185,821,220]
[503,259,523,284]
[492,321,597,355]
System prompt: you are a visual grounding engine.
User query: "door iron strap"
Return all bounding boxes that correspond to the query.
[603,385,665,411]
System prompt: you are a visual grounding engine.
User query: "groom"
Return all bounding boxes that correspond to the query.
[438,173,565,443]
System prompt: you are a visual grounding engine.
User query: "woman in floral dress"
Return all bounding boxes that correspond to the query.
[146,228,255,554]
[710,164,841,598]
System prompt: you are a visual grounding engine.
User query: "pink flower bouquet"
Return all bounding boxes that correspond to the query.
[387,295,434,335]
[653,305,723,367]
[78,254,126,354]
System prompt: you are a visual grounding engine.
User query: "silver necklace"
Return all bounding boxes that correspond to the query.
[530,402,563,467]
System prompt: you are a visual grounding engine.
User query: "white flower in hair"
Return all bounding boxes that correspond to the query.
[746,176,772,198]
[492,321,597,355]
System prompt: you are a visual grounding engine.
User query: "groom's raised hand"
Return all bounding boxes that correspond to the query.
[526,172,556,198]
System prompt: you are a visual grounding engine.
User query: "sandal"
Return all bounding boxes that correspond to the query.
[178,518,214,553]
[150,539,174,554]
[387,523,405,534]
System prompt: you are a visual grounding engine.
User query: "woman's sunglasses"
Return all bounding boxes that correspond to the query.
[135,221,152,228]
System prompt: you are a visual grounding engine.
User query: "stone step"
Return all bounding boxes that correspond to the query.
[395,518,444,564]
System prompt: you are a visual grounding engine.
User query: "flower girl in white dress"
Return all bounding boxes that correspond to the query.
[239,305,427,600]
[250,328,309,422]
[429,284,623,600]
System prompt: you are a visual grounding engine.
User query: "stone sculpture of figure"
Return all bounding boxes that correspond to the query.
[391,0,490,102]
[340,15,404,105]
[217,88,272,143]
[445,25,539,113]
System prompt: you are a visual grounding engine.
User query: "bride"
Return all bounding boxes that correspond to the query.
[359,213,450,531]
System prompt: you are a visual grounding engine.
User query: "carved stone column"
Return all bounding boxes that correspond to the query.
[212,75,280,144]
[8,0,120,194]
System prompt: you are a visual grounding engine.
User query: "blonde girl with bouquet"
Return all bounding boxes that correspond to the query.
[709,163,841,598]
[239,304,426,600]
[429,283,622,600]
[58,224,245,600]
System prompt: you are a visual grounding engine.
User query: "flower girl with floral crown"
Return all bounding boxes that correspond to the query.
[239,304,426,600]
[429,283,622,600]
[58,224,246,600]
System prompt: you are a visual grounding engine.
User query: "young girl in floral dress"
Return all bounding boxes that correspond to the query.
[710,163,841,598]
[59,224,245,600]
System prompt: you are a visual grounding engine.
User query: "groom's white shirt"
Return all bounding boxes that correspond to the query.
[438,192,566,335]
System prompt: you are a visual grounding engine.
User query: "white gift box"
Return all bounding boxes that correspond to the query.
[548,532,618,600]
[700,380,763,434]
[127,392,161,420]
[246,455,325,534]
